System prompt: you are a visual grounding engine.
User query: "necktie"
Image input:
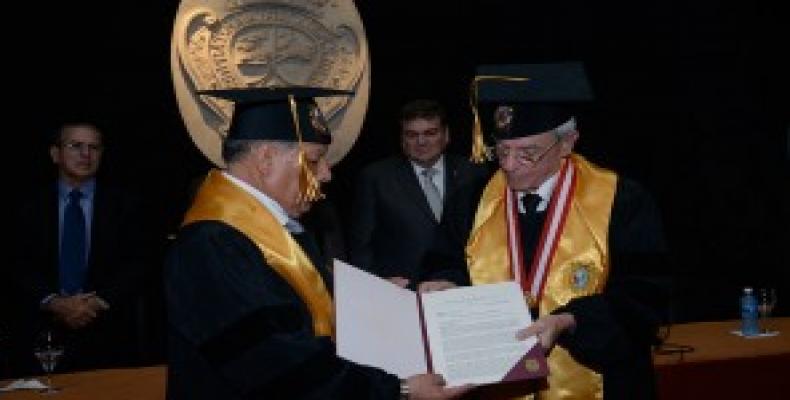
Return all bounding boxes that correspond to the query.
[60,189,87,294]
[518,192,545,274]
[421,168,442,220]
[520,193,542,215]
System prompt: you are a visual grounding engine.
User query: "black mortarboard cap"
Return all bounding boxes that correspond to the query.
[199,86,353,144]
[473,61,593,139]
[199,86,353,202]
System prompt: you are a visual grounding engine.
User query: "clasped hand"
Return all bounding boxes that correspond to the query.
[47,293,109,329]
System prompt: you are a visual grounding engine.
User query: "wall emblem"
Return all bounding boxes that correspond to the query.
[171,0,370,166]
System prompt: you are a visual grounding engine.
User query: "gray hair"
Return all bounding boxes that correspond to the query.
[222,139,297,164]
[553,117,577,138]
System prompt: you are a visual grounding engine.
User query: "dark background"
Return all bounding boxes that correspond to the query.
[9,1,789,325]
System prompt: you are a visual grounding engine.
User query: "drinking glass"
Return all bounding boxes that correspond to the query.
[33,331,64,394]
[758,288,778,333]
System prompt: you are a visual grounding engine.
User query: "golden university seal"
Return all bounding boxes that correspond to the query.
[171,0,370,166]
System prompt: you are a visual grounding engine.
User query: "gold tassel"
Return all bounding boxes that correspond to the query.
[298,150,325,203]
[288,95,325,203]
[469,75,531,164]
[470,101,489,164]
[469,76,489,164]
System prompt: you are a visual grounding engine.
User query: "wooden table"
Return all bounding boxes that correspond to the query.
[654,317,790,399]
[0,366,165,400]
[3,319,788,399]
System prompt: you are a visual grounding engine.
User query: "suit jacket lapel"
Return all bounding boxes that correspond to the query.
[395,158,437,222]
[42,183,60,291]
[87,183,113,285]
[443,155,460,205]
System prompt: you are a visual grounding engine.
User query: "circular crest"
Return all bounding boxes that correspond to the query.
[494,105,514,133]
[570,264,591,291]
[171,0,370,166]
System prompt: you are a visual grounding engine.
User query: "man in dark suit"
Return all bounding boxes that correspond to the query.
[348,99,486,285]
[10,121,152,374]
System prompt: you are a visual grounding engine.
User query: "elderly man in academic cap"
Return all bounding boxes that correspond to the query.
[164,87,470,400]
[420,63,669,399]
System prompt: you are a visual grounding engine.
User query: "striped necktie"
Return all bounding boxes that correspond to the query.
[421,167,442,221]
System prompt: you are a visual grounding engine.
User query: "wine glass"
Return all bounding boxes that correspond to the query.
[757,288,778,333]
[33,330,64,394]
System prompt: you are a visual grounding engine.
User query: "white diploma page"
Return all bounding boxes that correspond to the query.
[334,259,428,378]
[420,282,537,386]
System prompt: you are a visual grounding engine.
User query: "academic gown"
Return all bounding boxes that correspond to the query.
[164,221,400,400]
[421,173,670,400]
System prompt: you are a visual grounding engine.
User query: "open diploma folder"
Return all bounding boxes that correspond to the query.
[334,260,548,387]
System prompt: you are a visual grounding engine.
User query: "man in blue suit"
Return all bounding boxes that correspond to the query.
[10,120,153,373]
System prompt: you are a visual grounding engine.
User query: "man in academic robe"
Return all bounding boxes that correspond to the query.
[164,87,470,400]
[420,63,669,400]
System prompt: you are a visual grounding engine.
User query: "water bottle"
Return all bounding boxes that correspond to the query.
[740,287,759,336]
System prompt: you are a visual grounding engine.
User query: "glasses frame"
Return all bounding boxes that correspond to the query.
[495,135,562,167]
[60,141,103,153]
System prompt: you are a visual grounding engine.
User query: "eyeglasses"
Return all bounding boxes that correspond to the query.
[60,141,103,152]
[495,138,560,166]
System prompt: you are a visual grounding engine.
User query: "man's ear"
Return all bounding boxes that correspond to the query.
[49,145,60,164]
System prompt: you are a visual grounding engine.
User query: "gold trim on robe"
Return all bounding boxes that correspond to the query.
[182,170,334,337]
[467,154,617,399]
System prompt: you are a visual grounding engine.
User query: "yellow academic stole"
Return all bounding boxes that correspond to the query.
[182,170,334,338]
[467,154,617,400]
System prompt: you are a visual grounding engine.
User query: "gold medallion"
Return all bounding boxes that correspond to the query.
[570,263,591,291]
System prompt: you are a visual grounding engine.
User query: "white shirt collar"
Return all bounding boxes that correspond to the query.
[518,171,559,213]
[221,171,301,231]
[410,154,445,175]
